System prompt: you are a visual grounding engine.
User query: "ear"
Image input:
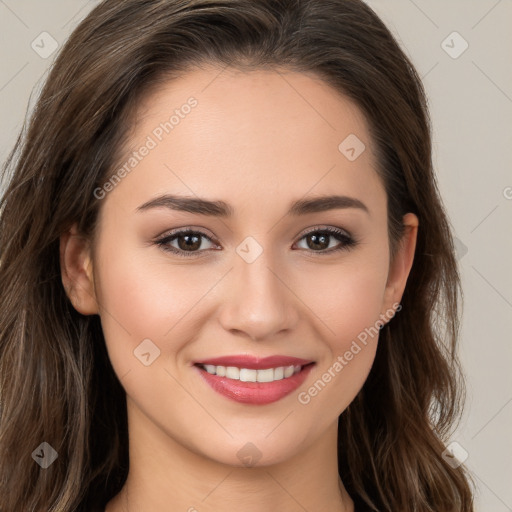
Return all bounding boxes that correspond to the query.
[381,212,419,316]
[60,223,99,315]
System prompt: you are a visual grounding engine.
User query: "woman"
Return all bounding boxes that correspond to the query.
[0,0,475,510]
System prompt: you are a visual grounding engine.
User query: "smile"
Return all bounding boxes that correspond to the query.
[193,355,315,405]
[199,364,303,382]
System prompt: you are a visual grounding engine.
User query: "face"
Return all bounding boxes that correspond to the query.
[62,66,417,468]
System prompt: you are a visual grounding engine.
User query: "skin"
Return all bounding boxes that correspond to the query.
[60,66,418,512]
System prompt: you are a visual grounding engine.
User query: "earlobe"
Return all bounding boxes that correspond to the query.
[381,212,419,316]
[59,223,99,315]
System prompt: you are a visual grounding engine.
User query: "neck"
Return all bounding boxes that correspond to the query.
[106,398,354,512]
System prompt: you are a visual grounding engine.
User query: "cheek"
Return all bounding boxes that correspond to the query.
[303,254,389,345]
[294,255,388,414]
[92,236,208,374]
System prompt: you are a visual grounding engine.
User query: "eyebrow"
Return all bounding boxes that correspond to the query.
[136,194,369,217]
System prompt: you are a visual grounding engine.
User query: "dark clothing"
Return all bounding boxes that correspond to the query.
[91,495,375,511]
[352,493,376,511]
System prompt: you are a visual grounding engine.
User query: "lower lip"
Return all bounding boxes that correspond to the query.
[195,364,315,405]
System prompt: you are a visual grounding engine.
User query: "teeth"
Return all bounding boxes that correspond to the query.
[256,368,274,383]
[225,366,240,379]
[274,366,284,380]
[239,368,257,382]
[201,364,303,382]
[284,365,295,378]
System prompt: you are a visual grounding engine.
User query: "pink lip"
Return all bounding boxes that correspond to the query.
[193,355,315,405]
[194,355,313,369]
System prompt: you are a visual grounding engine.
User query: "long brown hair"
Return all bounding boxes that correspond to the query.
[0,1,475,510]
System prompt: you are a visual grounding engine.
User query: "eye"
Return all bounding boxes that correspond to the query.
[154,225,357,258]
[155,229,219,258]
[294,226,357,254]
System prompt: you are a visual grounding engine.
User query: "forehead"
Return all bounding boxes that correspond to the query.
[104,65,385,218]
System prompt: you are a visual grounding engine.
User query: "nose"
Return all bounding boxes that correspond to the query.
[217,247,300,341]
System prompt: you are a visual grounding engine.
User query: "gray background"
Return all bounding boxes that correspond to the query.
[1,1,511,510]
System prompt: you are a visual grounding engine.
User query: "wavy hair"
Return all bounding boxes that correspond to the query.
[0,0,475,510]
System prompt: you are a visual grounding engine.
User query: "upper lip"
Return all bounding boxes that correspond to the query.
[194,355,314,370]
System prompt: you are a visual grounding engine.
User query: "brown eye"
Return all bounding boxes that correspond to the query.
[295,227,356,254]
[156,229,218,257]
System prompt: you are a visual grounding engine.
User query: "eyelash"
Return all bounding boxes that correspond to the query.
[154,226,358,258]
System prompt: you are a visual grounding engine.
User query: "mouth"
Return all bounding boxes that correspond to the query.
[196,362,311,382]
[193,355,315,405]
